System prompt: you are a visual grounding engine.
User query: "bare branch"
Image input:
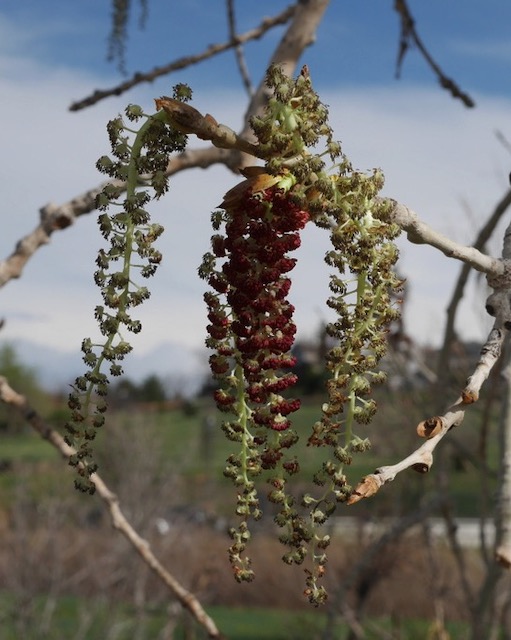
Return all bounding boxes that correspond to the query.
[348,324,505,504]
[437,188,511,381]
[0,376,225,639]
[0,146,232,289]
[496,351,511,568]
[388,198,503,277]
[394,0,475,108]
[349,202,511,505]
[495,129,511,156]
[154,97,262,157]
[226,0,255,96]
[69,4,296,111]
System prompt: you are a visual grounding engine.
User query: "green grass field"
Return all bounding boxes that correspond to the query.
[0,592,472,640]
[0,392,498,518]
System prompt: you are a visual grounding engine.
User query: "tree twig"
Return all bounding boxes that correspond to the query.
[387,198,503,277]
[349,210,511,505]
[348,325,506,504]
[0,146,232,288]
[226,0,254,96]
[436,189,511,384]
[69,4,296,111]
[393,0,475,108]
[0,376,225,639]
[496,347,511,568]
[154,97,262,157]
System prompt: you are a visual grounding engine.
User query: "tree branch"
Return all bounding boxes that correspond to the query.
[348,206,511,505]
[393,0,475,108]
[436,188,511,382]
[348,323,505,504]
[0,146,232,288]
[226,0,254,96]
[69,4,296,111]
[496,345,511,568]
[388,198,503,277]
[0,376,225,639]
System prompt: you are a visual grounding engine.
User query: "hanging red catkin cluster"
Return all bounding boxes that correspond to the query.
[205,177,309,437]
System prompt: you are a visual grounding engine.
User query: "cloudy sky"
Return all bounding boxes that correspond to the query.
[1,1,511,387]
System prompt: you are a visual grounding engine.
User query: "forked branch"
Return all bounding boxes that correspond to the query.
[348,206,511,516]
[436,188,511,383]
[0,376,225,639]
[348,326,507,505]
[394,0,475,108]
[69,4,296,111]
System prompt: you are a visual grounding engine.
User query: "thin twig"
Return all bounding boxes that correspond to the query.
[69,4,296,111]
[495,129,511,156]
[349,209,511,504]
[226,0,254,96]
[348,325,506,504]
[394,0,475,108]
[154,97,262,157]
[496,347,511,568]
[0,376,225,639]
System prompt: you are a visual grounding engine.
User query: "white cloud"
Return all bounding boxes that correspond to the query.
[1,43,510,388]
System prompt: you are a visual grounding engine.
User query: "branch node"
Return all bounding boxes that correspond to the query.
[411,456,432,474]
[347,474,382,505]
[417,416,442,438]
[461,388,478,404]
[496,546,511,569]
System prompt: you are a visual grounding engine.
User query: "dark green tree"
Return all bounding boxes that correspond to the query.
[0,345,47,432]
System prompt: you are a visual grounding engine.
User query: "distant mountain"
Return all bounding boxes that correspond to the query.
[7,338,207,396]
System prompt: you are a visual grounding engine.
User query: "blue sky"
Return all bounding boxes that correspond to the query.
[1,0,511,95]
[1,1,511,387]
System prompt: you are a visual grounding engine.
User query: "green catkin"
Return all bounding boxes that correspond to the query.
[65,89,189,493]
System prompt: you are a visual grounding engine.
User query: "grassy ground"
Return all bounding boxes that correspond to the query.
[0,591,472,640]
[0,392,498,518]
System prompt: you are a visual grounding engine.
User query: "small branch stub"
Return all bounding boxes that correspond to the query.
[154,97,261,157]
[347,474,383,505]
[417,416,443,439]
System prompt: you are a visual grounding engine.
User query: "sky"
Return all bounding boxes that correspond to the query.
[1,0,511,389]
